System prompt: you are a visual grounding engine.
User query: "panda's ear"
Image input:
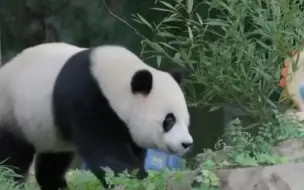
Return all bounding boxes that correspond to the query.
[169,69,185,85]
[131,69,153,95]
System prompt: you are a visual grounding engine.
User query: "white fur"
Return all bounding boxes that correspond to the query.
[0,43,193,155]
[0,43,85,152]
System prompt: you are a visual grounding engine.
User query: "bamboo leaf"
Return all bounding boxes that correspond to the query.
[136,14,153,29]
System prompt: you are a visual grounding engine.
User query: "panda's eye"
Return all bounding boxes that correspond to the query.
[163,113,176,132]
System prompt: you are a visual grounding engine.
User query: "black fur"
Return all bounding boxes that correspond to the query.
[0,123,74,190]
[131,69,153,95]
[35,152,74,190]
[0,125,35,184]
[52,49,147,189]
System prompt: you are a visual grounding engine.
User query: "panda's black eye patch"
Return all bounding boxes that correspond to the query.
[163,113,176,132]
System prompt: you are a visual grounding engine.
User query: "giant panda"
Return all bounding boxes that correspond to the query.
[0,42,193,190]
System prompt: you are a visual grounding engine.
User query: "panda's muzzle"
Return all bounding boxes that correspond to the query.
[181,142,193,149]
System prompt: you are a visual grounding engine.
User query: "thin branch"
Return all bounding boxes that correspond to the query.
[101,0,146,40]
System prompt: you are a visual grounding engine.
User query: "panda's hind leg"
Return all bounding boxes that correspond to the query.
[0,126,35,184]
[35,152,74,190]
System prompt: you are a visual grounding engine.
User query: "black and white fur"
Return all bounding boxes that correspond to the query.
[0,43,193,190]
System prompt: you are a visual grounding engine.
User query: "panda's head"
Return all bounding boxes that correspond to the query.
[127,68,193,156]
[91,46,193,156]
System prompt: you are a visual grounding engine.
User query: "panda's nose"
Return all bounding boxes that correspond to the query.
[181,142,193,149]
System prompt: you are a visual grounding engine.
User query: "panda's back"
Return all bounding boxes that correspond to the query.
[0,43,86,152]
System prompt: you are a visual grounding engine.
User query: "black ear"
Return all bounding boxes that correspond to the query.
[169,69,185,85]
[131,69,153,95]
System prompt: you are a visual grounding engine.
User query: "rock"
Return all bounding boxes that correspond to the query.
[271,139,304,162]
[217,163,304,190]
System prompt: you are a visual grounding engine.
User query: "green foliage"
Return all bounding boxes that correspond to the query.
[0,167,218,190]
[101,167,216,189]
[104,167,174,190]
[0,165,38,190]
[66,169,102,190]
[270,110,304,142]
[130,0,304,122]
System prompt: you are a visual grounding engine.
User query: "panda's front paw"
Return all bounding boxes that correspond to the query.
[135,168,148,180]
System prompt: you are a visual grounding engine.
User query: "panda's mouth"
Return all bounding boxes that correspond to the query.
[166,146,190,156]
[166,146,175,154]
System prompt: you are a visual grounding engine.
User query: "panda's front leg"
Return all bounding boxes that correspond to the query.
[72,126,148,188]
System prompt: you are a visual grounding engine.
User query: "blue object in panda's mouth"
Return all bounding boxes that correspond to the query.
[299,85,304,101]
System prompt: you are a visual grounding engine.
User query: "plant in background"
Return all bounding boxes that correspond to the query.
[131,0,304,124]
[103,0,304,162]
